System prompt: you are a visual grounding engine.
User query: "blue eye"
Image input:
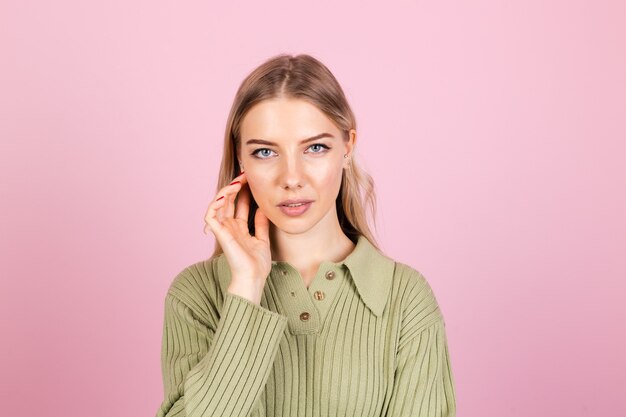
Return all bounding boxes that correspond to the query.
[252,148,275,158]
[251,143,331,159]
[309,144,330,153]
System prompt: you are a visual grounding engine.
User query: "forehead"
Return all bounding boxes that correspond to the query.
[240,98,339,141]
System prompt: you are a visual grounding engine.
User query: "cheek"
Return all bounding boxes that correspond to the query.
[319,173,336,188]
[247,179,269,205]
[315,167,343,197]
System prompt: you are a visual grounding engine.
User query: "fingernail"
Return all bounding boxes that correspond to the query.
[229,180,241,185]
[216,195,224,201]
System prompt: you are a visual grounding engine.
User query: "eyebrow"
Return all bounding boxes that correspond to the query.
[244,133,334,146]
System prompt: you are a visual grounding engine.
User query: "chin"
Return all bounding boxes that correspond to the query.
[266,207,320,234]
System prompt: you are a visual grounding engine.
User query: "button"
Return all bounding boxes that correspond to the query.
[290,291,296,297]
[282,270,287,275]
[299,312,310,321]
[313,291,325,301]
[325,270,335,280]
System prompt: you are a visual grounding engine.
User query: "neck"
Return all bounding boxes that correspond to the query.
[269,210,355,268]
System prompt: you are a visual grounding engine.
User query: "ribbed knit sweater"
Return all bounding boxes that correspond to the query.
[155,235,456,417]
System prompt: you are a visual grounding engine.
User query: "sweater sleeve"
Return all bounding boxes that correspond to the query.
[384,318,457,417]
[155,290,289,417]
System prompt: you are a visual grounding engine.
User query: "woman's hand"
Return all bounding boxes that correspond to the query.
[203,172,272,304]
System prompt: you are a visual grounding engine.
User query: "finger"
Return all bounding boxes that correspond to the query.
[204,196,227,234]
[215,172,246,203]
[224,187,236,219]
[236,171,247,183]
[210,184,239,223]
[206,211,235,249]
[204,198,219,234]
[231,171,249,221]
[234,182,250,222]
[223,174,246,218]
[204,172,247,234]
[254,206,270,244]
[207,198,239,250]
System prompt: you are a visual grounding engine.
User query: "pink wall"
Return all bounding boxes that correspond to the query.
[1,1,624,416]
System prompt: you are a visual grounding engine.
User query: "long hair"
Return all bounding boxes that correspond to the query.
[210,53,383,259]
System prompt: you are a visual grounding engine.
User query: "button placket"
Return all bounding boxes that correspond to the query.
[306,263,344,328]
[272,263,320,334]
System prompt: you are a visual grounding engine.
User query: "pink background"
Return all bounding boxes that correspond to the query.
[1,1,625,416]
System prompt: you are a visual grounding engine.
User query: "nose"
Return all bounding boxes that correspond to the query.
[280,156,304,189]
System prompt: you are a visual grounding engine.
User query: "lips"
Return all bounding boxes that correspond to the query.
[277,199,314,206]
[278,200,313,217]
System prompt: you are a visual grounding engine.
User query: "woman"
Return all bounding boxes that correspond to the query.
[156,54,457,417]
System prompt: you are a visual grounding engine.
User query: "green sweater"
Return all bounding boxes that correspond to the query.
[156,235,456,417]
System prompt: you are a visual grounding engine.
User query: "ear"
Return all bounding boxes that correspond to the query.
[347,129,357,152]
[235,146,244,172]
[344,129,357,166]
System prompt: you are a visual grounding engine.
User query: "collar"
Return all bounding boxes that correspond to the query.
[214,234,395,317]
[338,234,395,316]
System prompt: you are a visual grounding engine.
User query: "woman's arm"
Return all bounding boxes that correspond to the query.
[155,288,288,417]
[382,266,457,417]
[384,317,457,417]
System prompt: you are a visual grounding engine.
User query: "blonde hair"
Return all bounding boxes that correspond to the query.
[210,53,383,258]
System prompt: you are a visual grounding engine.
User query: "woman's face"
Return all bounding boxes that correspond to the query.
[239,97,355,235]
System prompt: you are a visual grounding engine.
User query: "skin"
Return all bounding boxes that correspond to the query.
[237,97,357,287]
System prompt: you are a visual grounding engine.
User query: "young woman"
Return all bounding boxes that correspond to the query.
[156,54,457,417]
